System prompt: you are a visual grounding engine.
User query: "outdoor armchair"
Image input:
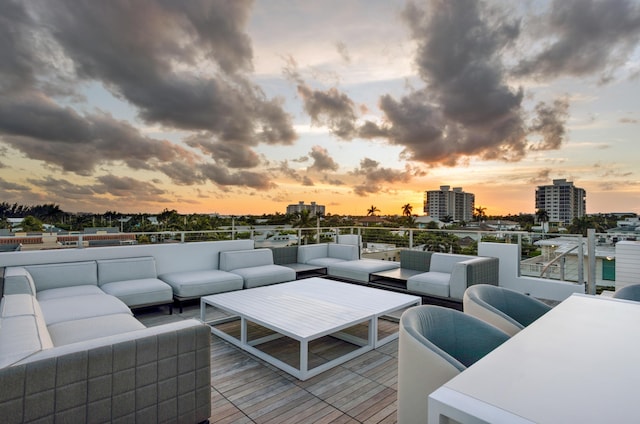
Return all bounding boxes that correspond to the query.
[463,284,552,336]
[397,305,509,424]
[612,284,640,301]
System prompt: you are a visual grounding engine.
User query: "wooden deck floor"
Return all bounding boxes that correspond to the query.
[136,302,403,423]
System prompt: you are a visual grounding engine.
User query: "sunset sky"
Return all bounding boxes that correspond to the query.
[1,0,639,217]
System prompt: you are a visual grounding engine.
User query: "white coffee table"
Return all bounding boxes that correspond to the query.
[200,277,421,380]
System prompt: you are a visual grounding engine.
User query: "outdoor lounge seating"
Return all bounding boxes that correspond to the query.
[0,292,211,423]
[397,305,510,424]
[463,284,552,336]
[612,283,640,301]
[406,253,499,300]
[218,248,295,288]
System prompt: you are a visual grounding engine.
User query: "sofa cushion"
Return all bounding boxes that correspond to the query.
[328,259,399,282]
[47,313,145,346]
[230,265,295,289]
[219,248,274,271]
[328,244,359,261]
[0,294,54,367]
[26,261,98,291]
[36,285,105,301]
[159,270,243,298]
[407,272,452,298]
[97,257,157,285]
[297,244,329,264]
[306,257,348,267]
[39,294,132,325]
[99,278,173,308]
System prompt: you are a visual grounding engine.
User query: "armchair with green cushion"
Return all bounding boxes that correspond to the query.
[463,284,552,336]
[397,305,510,424]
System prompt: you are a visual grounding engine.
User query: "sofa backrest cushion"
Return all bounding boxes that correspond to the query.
[3,267,37,296]
[219,249,274,271]
[328,244,359,261]
[400,250,433,272]
[270,246,298,265]
[97,257,157,285]
[25,261,98,292]
[297,244,329,264]
[0,294,54,367]
[430,253,477,273]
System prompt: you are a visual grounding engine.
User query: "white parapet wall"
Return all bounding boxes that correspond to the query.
[479,242,584,301]
[615,241,640,290]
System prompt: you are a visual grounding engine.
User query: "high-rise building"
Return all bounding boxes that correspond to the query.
[535,179,586,224]
[286,201,325,216]
[423,186,475,222]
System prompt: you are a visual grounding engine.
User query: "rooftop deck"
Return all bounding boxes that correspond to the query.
[138,301,406,424]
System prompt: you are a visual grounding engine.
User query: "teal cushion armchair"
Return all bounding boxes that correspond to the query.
[397,305,510,424]
[463,284,552,336]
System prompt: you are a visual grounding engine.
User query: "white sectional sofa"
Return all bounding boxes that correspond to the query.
[5,257,174,312]
[296,242,399,283]
[219,248,295,288]
[407,253,499,300]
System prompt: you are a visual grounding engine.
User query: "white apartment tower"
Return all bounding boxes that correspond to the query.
[535,179,586,224]
[286,201,325,216]
[424,186,475,222]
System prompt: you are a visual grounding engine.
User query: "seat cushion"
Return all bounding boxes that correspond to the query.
[230,265,295,289]
[97,257,157,285]
[328,259,399,282]
[39,294,132,325]
[219,249,274,271]
[36,285,105,301]
[407,272,451,297]
[100,278,173,308]
[306,257,348,267]
[48,313,145,346]
[159,270,244,298]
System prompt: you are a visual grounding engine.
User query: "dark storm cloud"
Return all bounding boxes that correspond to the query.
[28,176,96,200]
[0,0,293,192]
[308,146,339,172]
[350,158,412,196]
[514,0,640,79]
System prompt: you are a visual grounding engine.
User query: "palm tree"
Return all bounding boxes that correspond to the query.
[535,209,549,224]
[367,205,380,216]
[401,203,413,217]
[474,206,487,223]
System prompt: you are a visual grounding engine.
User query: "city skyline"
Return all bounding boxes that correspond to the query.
[1,0,639,216]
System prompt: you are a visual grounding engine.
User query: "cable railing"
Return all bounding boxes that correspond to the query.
[1,226,630,290]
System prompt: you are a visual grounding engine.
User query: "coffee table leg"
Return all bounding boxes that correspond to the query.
[300,340,309,380]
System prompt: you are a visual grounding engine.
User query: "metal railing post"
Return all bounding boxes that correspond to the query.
[587,229,596,295]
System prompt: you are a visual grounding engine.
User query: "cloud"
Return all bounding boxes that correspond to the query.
[620,117,639,124]
[514,0,640,80]
[335,41,351,63]
[302,176,315,186]
[308,145,339,172]
[297,85,359,139]
[199,163,275,190]
[0,177,30,192]
[350,158,412,196]
[529,98,570,151]
[0,0,294,193]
